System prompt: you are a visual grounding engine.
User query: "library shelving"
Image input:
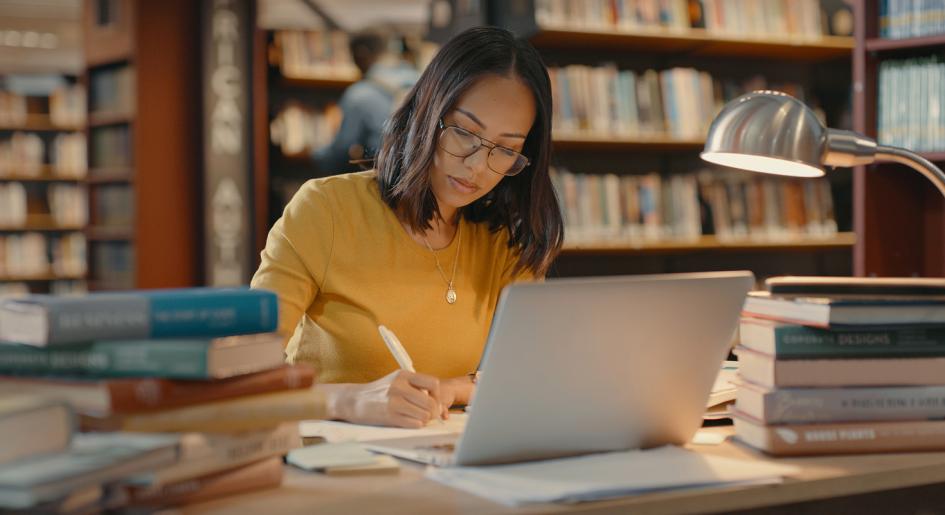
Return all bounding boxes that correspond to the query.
[0,78,88,295]
[493,0,856,279]
[81,0,199,290]
[852,0,945,277]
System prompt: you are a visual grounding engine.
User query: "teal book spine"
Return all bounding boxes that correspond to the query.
[770,325,945,358]
[0,340,212,379]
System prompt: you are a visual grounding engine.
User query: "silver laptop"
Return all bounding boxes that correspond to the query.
[365,271,754,467]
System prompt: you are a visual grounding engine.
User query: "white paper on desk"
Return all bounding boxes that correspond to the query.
[299,413,468,442]
[426,445,798,507]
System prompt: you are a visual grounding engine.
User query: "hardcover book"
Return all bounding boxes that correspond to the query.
[0,287,278,346]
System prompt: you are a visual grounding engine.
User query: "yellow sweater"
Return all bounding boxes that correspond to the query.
[251,170,534,383]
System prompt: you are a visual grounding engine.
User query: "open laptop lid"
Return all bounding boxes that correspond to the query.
[452,271,754,466]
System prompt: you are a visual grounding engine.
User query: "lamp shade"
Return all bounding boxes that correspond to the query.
[701,90,826,178]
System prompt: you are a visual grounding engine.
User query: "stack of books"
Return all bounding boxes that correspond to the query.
[0,287,322,511]
[733,276,945,456]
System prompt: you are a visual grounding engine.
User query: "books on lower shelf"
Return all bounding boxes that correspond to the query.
[734,276,945,456]
[551,167,837,246]
[269,101,342,157]
[535,0,830,39]
[0,287,323,510]
[878,56,945,153]
[0,182,87,228]
[551,65,812,142]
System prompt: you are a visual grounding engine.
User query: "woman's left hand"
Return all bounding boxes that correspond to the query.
[437,375,476,419]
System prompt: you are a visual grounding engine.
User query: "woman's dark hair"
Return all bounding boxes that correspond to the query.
[375,26,563,277]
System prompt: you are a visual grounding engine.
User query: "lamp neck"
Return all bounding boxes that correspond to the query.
[875,145,945,198]
[824,129,877,167]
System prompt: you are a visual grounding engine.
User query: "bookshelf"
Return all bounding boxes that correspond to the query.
[492,0,856,279]
[254,28,362,251]
[81,0,199,290]
[852,0,945,277]
[0,78,88,295]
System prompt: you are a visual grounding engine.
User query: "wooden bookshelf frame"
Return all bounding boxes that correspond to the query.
[852,0,945,277]
[528,27,854,61]
[561,233,856,256]
[553,134,704,151]
[82,0,199,290]
[0,115,84,132]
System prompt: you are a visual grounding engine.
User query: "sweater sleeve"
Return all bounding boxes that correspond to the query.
[251,181,335,341]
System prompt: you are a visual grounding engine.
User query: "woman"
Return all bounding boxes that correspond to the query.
[251,26,563,428]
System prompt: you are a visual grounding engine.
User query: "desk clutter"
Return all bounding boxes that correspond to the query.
[734,276,945,455]
[0,287,323,512]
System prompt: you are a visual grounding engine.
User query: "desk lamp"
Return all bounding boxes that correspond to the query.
[700,90,945,197]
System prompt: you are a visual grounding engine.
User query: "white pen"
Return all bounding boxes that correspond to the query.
[377,324,444,422]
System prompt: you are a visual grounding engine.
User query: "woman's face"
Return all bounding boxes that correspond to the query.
[429,74,537,218]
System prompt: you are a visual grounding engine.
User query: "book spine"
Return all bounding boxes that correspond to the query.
[0,341,211,379]
[107,365,315,413]
[106,388,328,433]
[741,385,945,424]
[126,456,284,508]
[146,288,279,339]
[763,324,945,358]
[145,423,300,485]
[48,294,151,344]
[43,288,278,344]
[735,417,945,456]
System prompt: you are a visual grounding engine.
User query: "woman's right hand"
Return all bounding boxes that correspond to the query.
[332,370,445,428]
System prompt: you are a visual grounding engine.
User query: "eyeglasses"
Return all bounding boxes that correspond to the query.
[437,119,530,177]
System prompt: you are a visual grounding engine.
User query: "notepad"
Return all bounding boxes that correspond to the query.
[298,413,468,443]
[286,442,378,470]
[426,445,798,506]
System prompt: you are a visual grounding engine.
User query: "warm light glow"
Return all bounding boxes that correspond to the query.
[700,152,825,178]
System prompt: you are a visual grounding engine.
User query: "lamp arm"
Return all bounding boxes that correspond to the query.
[874,145,945,198]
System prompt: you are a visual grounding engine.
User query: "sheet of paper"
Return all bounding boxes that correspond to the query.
[426,445,797,506]
[299,413,468,442]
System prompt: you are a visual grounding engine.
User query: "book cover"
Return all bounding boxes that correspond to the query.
[0,287,278,346]
[0,433,178,509]
[131,422,300,486]
[124,456,283,508]
[0,364,314,415]
[737,382,945,424]
[82,388,328,433]
[735,345,945,388]
[0,395,73,466]
[743,291,945,328]
[0,332,285,379]
[739,317,945,358]
[734,412,945,456]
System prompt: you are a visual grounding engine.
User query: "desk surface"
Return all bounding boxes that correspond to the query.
[178,426,945,515]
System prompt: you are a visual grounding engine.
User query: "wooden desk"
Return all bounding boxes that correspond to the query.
[179,427,945,515]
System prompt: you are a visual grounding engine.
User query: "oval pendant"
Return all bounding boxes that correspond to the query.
[446,288,457,304]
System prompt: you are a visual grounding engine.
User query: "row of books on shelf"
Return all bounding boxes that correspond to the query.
[550,167,837,245]
[94,184,133,228]
[0,281,85,297]
[0,84,86,127]
[880,0,945,39]
[878,56,945,153]
[0,132,87,178]
[270,102,342,157]
[91,125,131,168]
[0,232,86,278]
[733,276,945,456]
[534,0,831,39]
[89,66,135,116]
[273,30,360,80]
[92,241,133,290]
[550,65,810,141]
[0,183,88,227]
[0,288,322,510]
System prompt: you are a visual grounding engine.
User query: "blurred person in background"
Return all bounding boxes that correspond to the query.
[312,30,420,173]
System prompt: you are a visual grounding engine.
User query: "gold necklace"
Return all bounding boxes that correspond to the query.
[422,221,462,304]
